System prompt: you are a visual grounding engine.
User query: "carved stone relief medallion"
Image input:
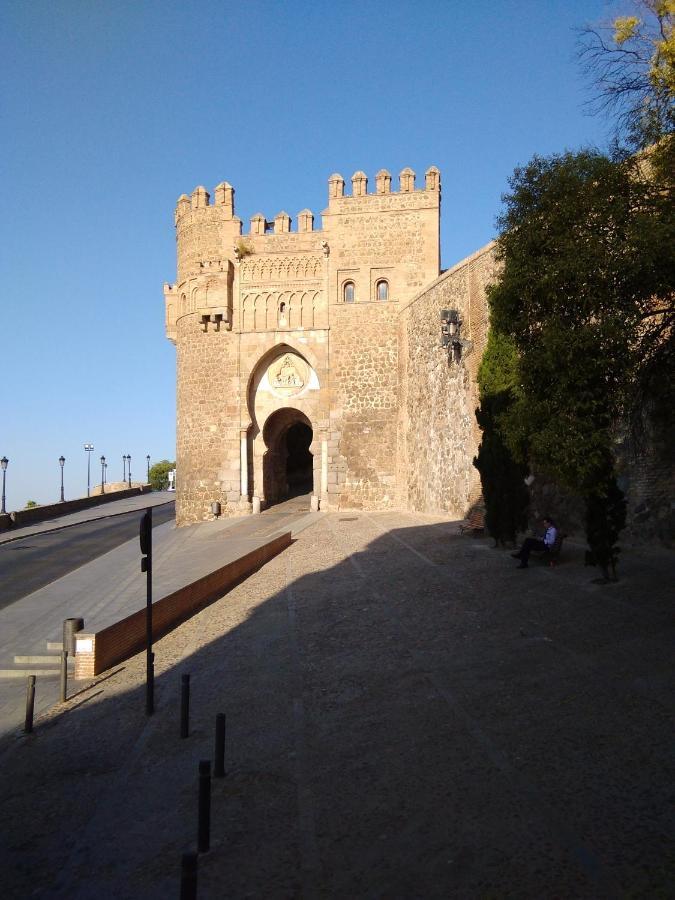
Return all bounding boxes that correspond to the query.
[266,353,309,398]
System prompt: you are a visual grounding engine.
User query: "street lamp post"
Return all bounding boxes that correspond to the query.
[84,443,94,497]
[100,455,106,495]
[127,454,132,489]
[123,454,127,483]
[1,457,8,514]
[59,456,65,502]
[146,454,151,483]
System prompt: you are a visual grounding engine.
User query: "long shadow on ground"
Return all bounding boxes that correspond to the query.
[0,515,673,899]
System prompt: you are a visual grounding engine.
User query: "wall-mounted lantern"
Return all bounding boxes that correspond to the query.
[440,308,472,364]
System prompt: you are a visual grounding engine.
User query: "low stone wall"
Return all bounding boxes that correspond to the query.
[0,486,151,532]
[74,531,292,678]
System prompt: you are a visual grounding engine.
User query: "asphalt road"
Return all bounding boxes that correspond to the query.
[0,501,175,612]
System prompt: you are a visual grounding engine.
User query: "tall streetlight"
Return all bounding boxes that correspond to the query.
[59,456,65,503]
[123,454,128,483]
[127,454,132,489]
[146,454,151,482]
[84,443,94,497]
[0,457,8,514]
[100,455,106,495]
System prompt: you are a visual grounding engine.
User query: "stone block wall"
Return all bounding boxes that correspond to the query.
[398,244,497,517]
[330,302,399,509]
[175,316,241,524]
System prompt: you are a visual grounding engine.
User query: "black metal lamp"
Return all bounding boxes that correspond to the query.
[146,454,150,481]
[127,455,132,488]
[100,455,106,494]
[440,308,470,364]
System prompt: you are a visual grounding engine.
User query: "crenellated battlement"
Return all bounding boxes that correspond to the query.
[174,165,441,233]
[327,165,440,200]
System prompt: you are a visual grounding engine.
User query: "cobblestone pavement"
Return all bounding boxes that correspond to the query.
[1,512,673,898]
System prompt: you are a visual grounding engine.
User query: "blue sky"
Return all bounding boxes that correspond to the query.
[1,0,620,510]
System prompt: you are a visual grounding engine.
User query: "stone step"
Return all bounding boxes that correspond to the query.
[46,642,64,651]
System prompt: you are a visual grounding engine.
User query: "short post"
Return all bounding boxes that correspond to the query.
[214,713,226,778]
[59,650,68,703]
[139,508,154,715]
[180,852,198,900]
[180,674,190,739]
[24,675,36,733]
[63,617,84,655]
[198,760,211,853]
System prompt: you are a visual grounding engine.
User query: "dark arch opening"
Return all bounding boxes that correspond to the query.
[285,422,313,497]
[262,409,314,507]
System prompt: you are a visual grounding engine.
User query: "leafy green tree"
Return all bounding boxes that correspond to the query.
[25,500,39,508]
[148,460,175,491]
[584,453,627,581]
[473,331,529,545]
[486,149,672,573]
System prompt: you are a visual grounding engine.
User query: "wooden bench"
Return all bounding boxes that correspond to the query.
[458,508,485,536]
[533,531,566,567]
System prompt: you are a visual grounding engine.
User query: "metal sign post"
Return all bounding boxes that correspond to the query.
[140,508,154,715]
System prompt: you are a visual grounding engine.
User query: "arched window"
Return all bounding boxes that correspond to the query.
[343,281,355,303]
[376,279,389,302]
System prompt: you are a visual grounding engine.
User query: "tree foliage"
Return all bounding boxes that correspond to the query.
[578,0,675,149]
[483,148,672,570]
[491,150,673,485]
[474,333,529,545]
[148,460,175,491]
[584,453,627,580]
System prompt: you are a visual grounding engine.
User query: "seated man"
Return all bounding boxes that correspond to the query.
[511,517,558,569]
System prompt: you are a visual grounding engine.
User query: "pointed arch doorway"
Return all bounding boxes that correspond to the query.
[262,408,314,506]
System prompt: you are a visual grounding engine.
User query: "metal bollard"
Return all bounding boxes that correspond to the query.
[180,674,190,739]
[24,675,36,733]
[59,650,68,703]
[198,760,211,853]
[180,851,198,900]
[214,713,226,778]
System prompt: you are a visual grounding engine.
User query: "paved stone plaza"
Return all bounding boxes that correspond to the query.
[1,512,673,898]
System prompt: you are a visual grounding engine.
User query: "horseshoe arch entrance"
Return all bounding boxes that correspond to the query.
[262,408,314,506]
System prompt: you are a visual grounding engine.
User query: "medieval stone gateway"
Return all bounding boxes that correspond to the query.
[165,167,496,525]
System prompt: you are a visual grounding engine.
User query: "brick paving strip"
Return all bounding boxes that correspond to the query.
[0,512,673,898]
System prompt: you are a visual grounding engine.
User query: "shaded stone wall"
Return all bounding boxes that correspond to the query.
[619,427,674,545]
[398,244,497,517]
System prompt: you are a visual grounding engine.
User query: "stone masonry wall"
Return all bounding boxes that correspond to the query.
[399,244,498,517]
[330,302,399,509]
[175,316,241,524]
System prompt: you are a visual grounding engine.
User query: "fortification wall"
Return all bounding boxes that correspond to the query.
[323,167,440,308]
[329,302,399,509]
[175,315,241,524]
[398,244,498,516]
[168,167,444,518]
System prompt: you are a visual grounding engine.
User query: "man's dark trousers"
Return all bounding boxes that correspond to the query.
[516,538,546,564]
